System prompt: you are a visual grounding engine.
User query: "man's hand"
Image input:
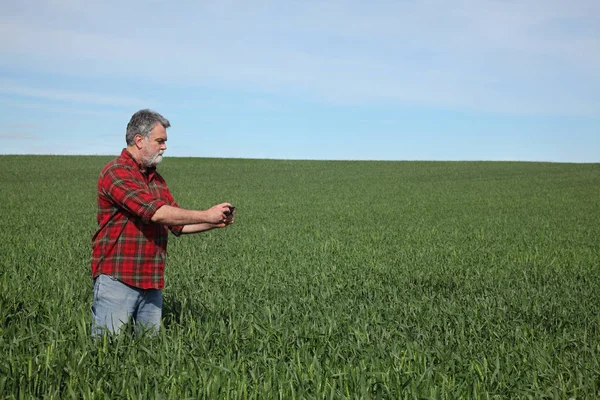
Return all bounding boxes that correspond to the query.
[181,204,234,233]
[206,203,232,225]
[210,204,235,228]
[224,206,235,226]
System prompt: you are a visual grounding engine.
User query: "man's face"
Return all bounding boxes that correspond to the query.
[141,124,167,167]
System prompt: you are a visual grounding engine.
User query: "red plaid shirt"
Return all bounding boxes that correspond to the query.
[91,149,183,289]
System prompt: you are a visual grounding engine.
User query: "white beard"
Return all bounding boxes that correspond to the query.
[145,152,163,167]
[143,138,164,167]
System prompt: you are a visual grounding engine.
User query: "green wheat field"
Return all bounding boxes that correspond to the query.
[1,155,599,399]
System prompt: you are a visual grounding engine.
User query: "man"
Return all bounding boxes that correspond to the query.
[91,109,234,337]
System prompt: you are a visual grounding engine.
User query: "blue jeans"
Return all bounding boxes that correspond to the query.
[91,274,162,338]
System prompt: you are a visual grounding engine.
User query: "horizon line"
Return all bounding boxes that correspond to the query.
[0,153,597,164]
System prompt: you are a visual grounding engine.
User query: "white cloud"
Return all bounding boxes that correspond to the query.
[0,0,598,116]
[0,98,128,117]
[0,132,38,140]
[0,80,148,108]
[5,123,41,129]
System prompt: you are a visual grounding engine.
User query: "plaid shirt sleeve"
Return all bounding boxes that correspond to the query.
[162,183,184,237]
[101,165,166,224]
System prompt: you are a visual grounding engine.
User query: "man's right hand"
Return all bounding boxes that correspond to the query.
[205,203,232,224]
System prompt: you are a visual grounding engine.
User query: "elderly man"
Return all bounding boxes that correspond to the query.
[91,109,234,337]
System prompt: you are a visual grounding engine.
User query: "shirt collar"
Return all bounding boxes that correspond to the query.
[120,148,157,176]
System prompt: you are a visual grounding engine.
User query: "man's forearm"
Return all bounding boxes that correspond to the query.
[151,205,213,226]
[181,223,220,234]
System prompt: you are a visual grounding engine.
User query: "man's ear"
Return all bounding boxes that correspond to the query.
[134,134,145,150]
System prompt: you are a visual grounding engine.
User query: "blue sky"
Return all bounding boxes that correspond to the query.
[1,0,598,162]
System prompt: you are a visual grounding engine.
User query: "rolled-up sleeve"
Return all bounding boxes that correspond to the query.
[163,189,184,236]
[102,166,166,224]
[169,224,184,237]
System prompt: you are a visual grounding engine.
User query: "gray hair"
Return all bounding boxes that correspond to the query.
[125,109,171,145]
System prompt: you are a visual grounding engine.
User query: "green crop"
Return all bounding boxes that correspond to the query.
[1,155,599,399]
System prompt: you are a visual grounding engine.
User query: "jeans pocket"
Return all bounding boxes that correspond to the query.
[93,276,101,301]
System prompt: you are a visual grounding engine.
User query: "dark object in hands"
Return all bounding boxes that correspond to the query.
[225,206,236,216]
